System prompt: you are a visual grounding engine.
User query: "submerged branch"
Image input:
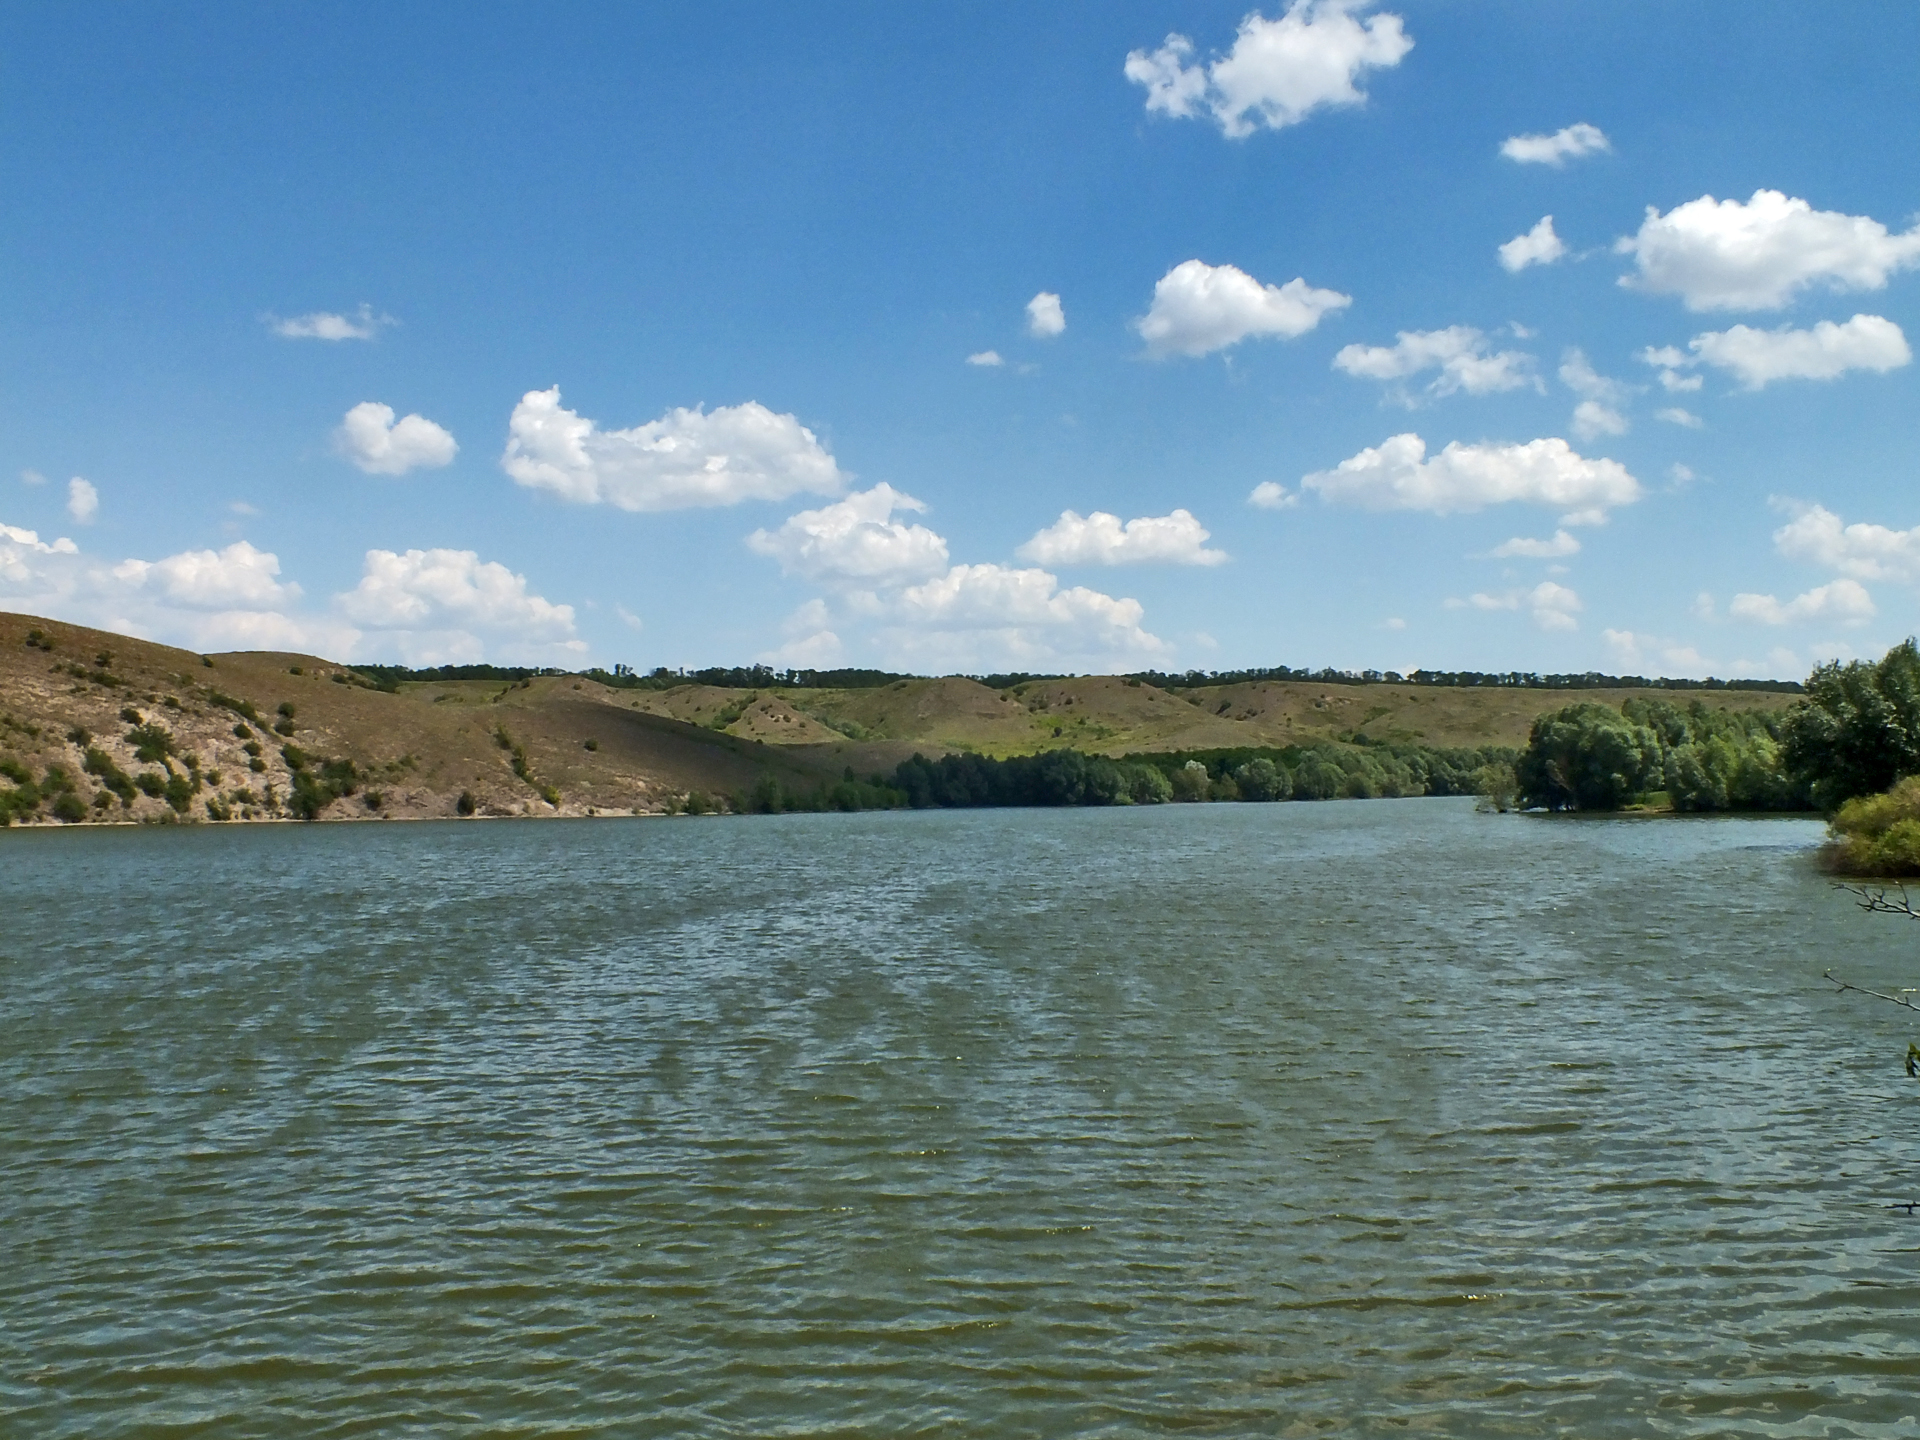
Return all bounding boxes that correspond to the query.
[1836,881,1920,919]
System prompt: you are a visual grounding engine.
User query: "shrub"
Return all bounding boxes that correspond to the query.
[273,718,297,737]
[584,738,599,751]
[126,723,175,766]
[120,707,143,725]
[164,773,196,813]
[135,770,166,798]
[281,745,308,770]
[1825,778,1920,875]
[84,748,137,805]
[363,790,384,811]
[66,725,91,745]
[249,758,267,773]
[456,790,477,816]
[51,792,87,823]
[539,784,560,807]
[233,723,253,739]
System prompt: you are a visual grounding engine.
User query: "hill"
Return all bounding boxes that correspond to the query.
[0,608,1802,824]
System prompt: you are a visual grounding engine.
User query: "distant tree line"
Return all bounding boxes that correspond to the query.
[351,658,1802,696]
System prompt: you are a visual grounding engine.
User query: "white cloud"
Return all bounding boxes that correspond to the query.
[1382,616,1406,630]
[1656,407,1704,428]
[336,548,582,665]
[1729,579,1875,626]
[1303,433,1640,520]
[334,402,458,476]
[1559,348,1632,405]
[1500,122,1610,166]
[268,304,391,341]
[1136,259,1350,357]
[66,477,98,524]
[1570,400,1627,440]
[1489,529,1580,559]
[1026,292,1065,338]
[1559,349,1634,439]
[746,484,950,587]
[966,350,1005,367]
[20,469,46,486]
[1018,508,1227,567]
[1248,481,1299,509]
[1124,1,1412,139]
[1773,502,1920,583]
[501,387,844,512]
[113,541,299,609]
[1662,315,1910,390]
[884,562,1167,669]
[1617,190,1920,311]
[1455,580,1583,630]
[1332,325,1536,398]
[1498,216,1567,273]
[616,604,645,632]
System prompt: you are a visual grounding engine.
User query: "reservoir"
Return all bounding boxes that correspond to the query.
[3,799,1917,1435]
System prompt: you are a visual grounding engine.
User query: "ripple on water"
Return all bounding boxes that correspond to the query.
[4,802,1918,1436]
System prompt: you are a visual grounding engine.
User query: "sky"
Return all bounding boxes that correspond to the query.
[4,2,1918,679]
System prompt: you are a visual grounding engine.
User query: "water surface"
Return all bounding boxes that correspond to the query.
[4,800,1918,1436]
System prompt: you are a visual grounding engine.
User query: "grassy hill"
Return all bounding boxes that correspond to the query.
[0,608,1802,824]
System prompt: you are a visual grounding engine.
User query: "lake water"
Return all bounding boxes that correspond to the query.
[4,800,1919,1437]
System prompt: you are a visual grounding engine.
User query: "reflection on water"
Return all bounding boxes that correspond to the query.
[4,800,1919,1436]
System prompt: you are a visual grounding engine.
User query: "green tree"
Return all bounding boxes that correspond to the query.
[1515,703,1663,811]
[1781,639,1920,809]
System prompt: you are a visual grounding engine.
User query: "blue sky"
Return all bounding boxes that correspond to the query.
[5,2,1918,678]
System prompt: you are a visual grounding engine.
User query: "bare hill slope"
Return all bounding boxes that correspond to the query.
[1,608,1801,825]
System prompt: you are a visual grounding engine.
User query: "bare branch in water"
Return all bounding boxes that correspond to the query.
[1836,881,1920,918]
[1824,968,1920,1013]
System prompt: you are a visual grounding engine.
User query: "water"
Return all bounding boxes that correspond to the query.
[3,800,1919,1437]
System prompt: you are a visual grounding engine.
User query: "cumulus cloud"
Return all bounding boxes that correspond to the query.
[268,304,391,341]
[1500,122,1610,166]
[1137,259,1350,357]
[746,484,950,587]
[334,402,459,476]
[501,387,844,511]
[1656,406,1704,428]
[1558,348,1634,439]
[1498,216,1567,273]
[20,468,46,486]
[747,492,1169,671]
[966,350,1005,367]
[1248,481,1299,509]
[1617,190,1920,311]
[1303,433,1640,520]
[1453,581,1583,631]
[337,548,582,665]
[1643,315,1910,390]
[1125,1,1412,138]
[1729,579,1875,626]
[0,525,353,656]
[66,477,98,524]
[1027,293,1065,338]
[1773,502,1920,583]
[1018,508,1227,566]
[0,520,588,663]
[1489,529,1580,559]
[1333,325,1536,399]
[882,563,1168,668]
[113,541,299,609]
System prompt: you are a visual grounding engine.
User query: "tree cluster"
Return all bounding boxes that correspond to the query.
[1515,698,1808,812]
